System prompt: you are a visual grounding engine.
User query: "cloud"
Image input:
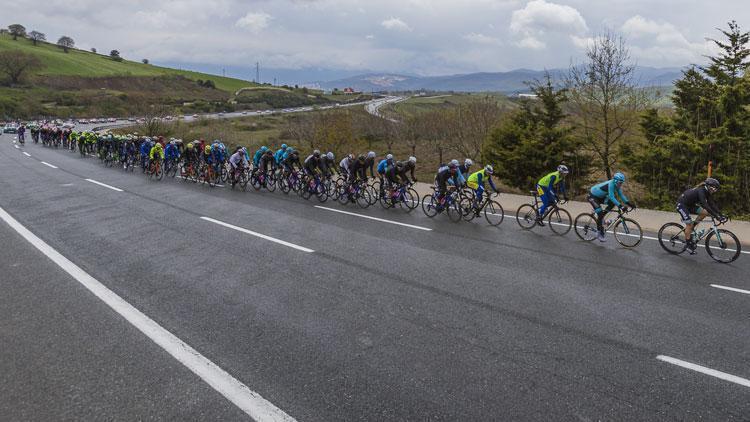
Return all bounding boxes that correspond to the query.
[381,17,412,32]
[463,32,502,46]
[509,0,588,49]
[235,11,272,33]
[365,34,375,40]
[621,15,712,63]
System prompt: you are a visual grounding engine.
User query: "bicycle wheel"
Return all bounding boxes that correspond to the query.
[484,200,504,226]
[516,204,538,230]
[366,184,379,206]
[460,197,476,221]
[316,184,328,202]
[613,218,643,248]
[421,194,439,217]
[379,191,394,209]
[705,229,741,263]
[357,188,371,208]
[266,174,277,192]
[574,213,598,242]
[548,208,571,235]
[657,223,687,254]
[446,199,462,222]
[405,188,419,211]
[251,173,261,190]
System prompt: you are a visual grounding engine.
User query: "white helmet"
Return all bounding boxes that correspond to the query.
[484,165,494,174]
[386,153,393,160]
[450,159,459,166]
[464,158,473,167]
[367,151,376,158]
[326,152,334,160]
[557,164,569,175]
[408,156,416,164]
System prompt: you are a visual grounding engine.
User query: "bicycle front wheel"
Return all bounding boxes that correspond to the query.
[658,223,686,254]
[705,229,741,263]
[516,204,537,230]
[446,200,462,222]
[614,218,643,248]
[548,208,571,235]
[357,188,371,209]
[421,194,438,218]
[484,200,504,226]
[574,213,598,242]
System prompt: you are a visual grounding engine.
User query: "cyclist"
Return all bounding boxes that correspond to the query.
[121,136,136,168]
[148,141,164,172]
[457,159,473,185]
[164,140,181,173]
[339,154,354,182]
[402,156,418,184]
[274,144,288,167]
[258,149,275,179]
[435,161,460,205]
[385,161,409,195]
[229,147,249,185]
[201,144,213,166]
[140,138,153,171]
[183,142,198,172]
[588,172,636,242]
[536,165,569,226]
[467,165,499,215]
[349,154,368,183]
[319,152,337,178]
[303,150,321,177]
[677,178,727,254]
[253,146,268,168]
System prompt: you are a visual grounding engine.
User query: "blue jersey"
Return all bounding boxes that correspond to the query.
[591,179,629,207]
[377,159,392,174]
[274,148,286,164]
[165,144,180,159]
[253,150,264,167]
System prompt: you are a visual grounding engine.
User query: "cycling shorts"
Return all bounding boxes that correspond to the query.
[676,202,702,224]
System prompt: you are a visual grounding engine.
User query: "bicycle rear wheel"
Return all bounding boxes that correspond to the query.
[446,200,462,222]
[357,188,371,208]
[266,174,277,192]
[421,194,439,217]
[516,204,537,230]
[547,208,571,235]
[574,213,598,241]
[484,201,504,226]
[657,223,686,254]
[405,188,419,211]
[705,229,741,263]
[614,218,643,248]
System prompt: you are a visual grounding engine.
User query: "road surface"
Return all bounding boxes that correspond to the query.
[1,140,748,421]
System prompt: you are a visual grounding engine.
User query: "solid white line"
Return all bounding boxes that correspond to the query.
[315,206,432,231]
[657,355,750,388]
[41,161,58,169]
[22,152,31,157]
[85,178,123,192]
[710,284,750,295]
[0,206,296,422]
[14,145,19,149]
[200,216,314,253]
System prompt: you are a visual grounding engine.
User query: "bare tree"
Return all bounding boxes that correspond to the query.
[448,98,502,161]
[566,32,652,178]
[0,51,42,85]
[8,24,26,40]
[57,36,75,53]
[285,113,317,149]
[28,30,45,45]
[133,100,173,136]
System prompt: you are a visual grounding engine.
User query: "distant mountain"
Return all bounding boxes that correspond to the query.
[309,67,685,93]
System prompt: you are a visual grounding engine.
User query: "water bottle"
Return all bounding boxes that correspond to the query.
[693,229,705,240]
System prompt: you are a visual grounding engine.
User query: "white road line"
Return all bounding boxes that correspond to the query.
[657,355,750,388]
[0,206,296,422]
[315,206,432,231]
[41,161,58,169]
[85,178,123,192]
[200,216,314,253]
[22,152,31,157]
[14,145,20,149]
[710,284,750,295]
[177,176,225,188]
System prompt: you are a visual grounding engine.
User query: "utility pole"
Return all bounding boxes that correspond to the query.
[256,62,260,85]
[222,68,225,77]
[273,77,277,86]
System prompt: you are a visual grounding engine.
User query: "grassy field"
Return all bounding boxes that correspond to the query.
[382,93,516,119]
[0,33,253,92]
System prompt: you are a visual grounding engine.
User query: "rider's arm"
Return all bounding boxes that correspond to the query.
[488,175,498,192]
[607,180,622,207]
[699,189,722,218]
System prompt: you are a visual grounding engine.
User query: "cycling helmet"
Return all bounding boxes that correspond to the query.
[281,143,287,149]
[348,153,354,160]
[212,139,220,144]
[464,158,473,167]
[204,145,211,154]
[450,159,459,167]
[613,172,626,183]
[170,140,176,145]
[705,177,720,192]
[187,143,194,150]
[367,151,376,158]
[484,165,494,174]
[357,154,366,162]
[386,153,393,160]
[265,149,273,155]
[408,156,416,164]
[557,164,569,175]
[326,152,334,160]
[313,149,321,157]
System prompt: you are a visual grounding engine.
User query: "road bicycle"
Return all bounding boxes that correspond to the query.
[251,169,276,192]
[229,165,249,190]
[516,190,572,235]
[380,182,419,211]
[421,186,463,222]
[574,207,642,247]
[300,173,328,202]
[658,217,741,263]
[462,192,504,226]
[164,157,180,178]
[337,179,371,208]
[147,158,163,180]
[279,170,302,194]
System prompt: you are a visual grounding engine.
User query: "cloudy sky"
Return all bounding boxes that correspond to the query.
[3,0,749,77]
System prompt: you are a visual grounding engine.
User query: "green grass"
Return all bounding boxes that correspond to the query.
[0,33,253,92]
[384,93,515,118]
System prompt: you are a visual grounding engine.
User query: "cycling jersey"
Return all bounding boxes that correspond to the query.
[364,156,376,178]
[377,159,391,175]
[149,144,164,160]
[590,179,628,207]
[677,187,721,221]
[467,169,497,191]
[253,149,264,167]
[349,160,367,181]
[258,153,274,173]
[274,147,287,164]
[229,151,248,169]
[303,155,320,175]
[165,144,180,160]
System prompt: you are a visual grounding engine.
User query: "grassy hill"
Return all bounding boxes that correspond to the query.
[0,33,251,92]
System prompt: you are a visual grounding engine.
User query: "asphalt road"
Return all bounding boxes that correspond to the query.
[1,139,749,421]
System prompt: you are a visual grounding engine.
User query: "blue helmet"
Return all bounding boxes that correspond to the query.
[281,144,287,150]
[261,146,268,152]
[614,172,626,183]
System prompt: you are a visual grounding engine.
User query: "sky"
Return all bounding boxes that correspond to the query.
[3,0,749,79]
